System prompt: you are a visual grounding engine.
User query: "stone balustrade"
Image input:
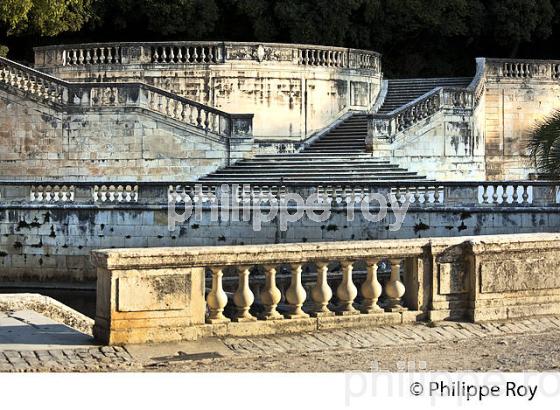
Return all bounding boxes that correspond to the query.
[34,41,381,72]
[1,180,558,207]
[484,58,560,80]
[91,233,560,344]
[91,238,426,344]
[0,56,252,139]
[369,87,475,142]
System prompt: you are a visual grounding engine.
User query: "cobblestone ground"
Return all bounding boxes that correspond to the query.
[0,346,138,372]
[2,316,560,372]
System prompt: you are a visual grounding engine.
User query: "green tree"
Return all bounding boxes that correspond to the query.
[0,0,93,55]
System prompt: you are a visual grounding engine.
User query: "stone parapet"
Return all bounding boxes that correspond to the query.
[91,233,560,344]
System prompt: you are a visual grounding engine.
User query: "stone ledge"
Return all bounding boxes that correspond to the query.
[0,293,94,335]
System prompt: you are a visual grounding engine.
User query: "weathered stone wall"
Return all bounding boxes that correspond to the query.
[384,109,485,181]
[0,89,235,181]
[2,200,559,283]
[482,59,560,180]
[34,42,381,140]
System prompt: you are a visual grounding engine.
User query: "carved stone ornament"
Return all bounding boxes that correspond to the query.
[255,45,266,62]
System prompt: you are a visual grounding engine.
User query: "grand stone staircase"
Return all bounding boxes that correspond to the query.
[377,77,472,114]
[198,113,427,184]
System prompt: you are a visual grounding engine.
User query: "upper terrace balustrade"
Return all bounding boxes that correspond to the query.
[34,41,381,72]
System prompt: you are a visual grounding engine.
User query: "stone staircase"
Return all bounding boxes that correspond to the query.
[377,77,472,114]
[198,113,428,184]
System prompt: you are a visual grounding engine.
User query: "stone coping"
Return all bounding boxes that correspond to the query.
[0,293,94,335]
[33,41,380,57]
[91,233,560,270]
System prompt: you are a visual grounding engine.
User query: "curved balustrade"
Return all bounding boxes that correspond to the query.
[34,42,381,73]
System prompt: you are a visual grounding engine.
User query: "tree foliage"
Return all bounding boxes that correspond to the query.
[3,0,560,76]
[0,0,92,36]
[528,111,560,179]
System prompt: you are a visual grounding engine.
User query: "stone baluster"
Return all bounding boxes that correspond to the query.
[207,266,230,323]
[259,265,283,320]
[232,265,256,321]
[492,185,499,203]
[169,47,175,63]
[522,184,529,203]
[310,261,333,316]
[192,47,199,63]
[512,185,519,203]
[336,261,358,314]
[481,184,489,204]
[285,263,309,318]
[385,258,406,311]
[502,185,509,204]
[360,259,383,314]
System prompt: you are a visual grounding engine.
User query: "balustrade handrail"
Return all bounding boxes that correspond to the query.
[1,180,559,208]
[92,238,426,270]
[33,41,381,71]
[1,56,251,138]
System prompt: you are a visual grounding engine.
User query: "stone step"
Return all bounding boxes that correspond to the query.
[198,177,428,183]
[213,169,409,176]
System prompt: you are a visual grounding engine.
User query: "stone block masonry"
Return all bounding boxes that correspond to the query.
[0,56,253,181]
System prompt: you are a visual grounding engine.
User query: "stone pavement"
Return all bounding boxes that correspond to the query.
[0,310,94,350]
[2,313,560,372]
[218,316,560,356]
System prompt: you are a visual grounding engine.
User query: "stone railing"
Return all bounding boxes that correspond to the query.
[34,41,381,72]
[92,238,426,344]
[0,56,252,139]
[368,87,474,142]
[485,58,560,80]
[1,180,559,207]
[91,233,560,344]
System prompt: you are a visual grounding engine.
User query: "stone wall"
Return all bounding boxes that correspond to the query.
[1,181,559,283]
[34,42,381,140]
[0,57,253,181]
[482,59,560,180]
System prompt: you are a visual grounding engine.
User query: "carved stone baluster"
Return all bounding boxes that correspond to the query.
[492,186,499,203]
[233,265,256,322]
[512,185,519,203]
[522,184,529,203]
[207,266,230,323]
[310,261,333,316]
[336,261,358,315]
[285,263,309,318]
[360,259,383,314]
[259,265,283,320]
[385,258,406,311]
[169,47,175,63]
[481,184,489,204]
[502,185,509,204]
